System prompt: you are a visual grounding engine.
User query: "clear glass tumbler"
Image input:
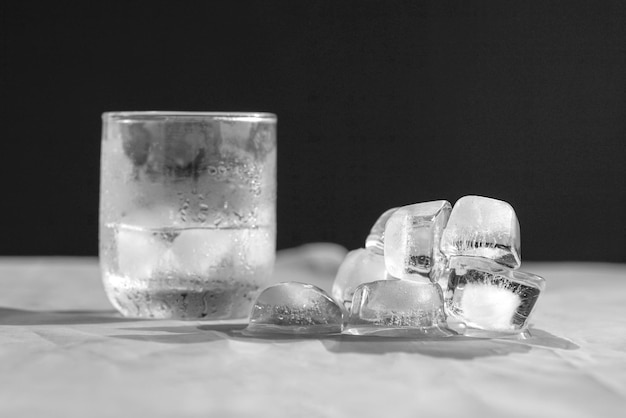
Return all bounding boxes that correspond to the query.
[99,112,277,319]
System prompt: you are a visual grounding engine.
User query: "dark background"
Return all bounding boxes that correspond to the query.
[2,1,625,261]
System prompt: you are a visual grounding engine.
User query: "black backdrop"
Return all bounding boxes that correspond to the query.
[2,1,625,261]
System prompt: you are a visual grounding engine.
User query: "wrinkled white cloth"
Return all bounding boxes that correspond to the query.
[0,246,625,418]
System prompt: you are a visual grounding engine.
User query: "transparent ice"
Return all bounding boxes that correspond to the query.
[344,280,453,337]
[444,256,545,335]
[106,223,272,319]
[100,114,276,319]
[331,248,388,310]
[440,195,521,268]
[365,207,399,254]
[245,282,345,335]
[384,200,451,282]
[116,224,171,281]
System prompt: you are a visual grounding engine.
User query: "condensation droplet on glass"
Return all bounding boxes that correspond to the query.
[178,198,190,222]
[197,203,210,223]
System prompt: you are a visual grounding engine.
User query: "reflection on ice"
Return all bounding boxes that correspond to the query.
[331,248,388,310]
[384,200,451,282]
[365,207,399,254]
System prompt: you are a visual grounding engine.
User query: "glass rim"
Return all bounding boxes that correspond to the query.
[102,111,277,122]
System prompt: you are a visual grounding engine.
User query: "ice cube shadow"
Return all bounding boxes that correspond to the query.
[0,307,144,325]
[321,327,578,358]
[321,335,533,358]
[110,323,248,344]
[107,321,579,354]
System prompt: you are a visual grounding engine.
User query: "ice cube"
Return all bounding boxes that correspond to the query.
[440,195,521,268]
[220,120,253,144]
[218,120,254,161]
[444,256,545,335]
[247,122,276,160]
[383,200,451,282]
[140,121,219,176]
[331,248,388,310]
[171,228,235,276]
[115,208,180,279]
[116,225,172,280]
[166,122,207,168]
[344,280,453,337]
[235,226,275,271]
[365,207,399,254]
[244,282,344,335]
[120,122,153,166]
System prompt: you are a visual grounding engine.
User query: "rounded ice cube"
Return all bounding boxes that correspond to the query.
[245,282,345,335]
[331,248,388,309]
[365,207,399,254]
[344,279,453,337]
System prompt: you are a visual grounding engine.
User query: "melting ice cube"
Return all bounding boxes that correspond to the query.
[171,228,235,276]
[116,225,173,280]
[365,207,399,254]
[115,208,180,279]
[331,248,388,310]
[344,280,453,337]
[384,200,451,282]
[444,256,545,335]
[440,195,521,268]
[244,282,345,335]
[163,121,217,171]
[120,122,153,166]
[235,226,276,270]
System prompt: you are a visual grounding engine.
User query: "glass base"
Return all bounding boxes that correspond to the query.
[104,274,260,320]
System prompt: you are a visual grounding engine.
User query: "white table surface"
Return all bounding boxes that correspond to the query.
[1,245,625,418]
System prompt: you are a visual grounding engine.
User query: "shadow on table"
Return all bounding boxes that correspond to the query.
[110,323,578,359]
[320,331,577,359]
[113,323,339,345]
[318,327,579,359]
[321,335,533,358]
[113,323,248,344]
[0,307,143,325]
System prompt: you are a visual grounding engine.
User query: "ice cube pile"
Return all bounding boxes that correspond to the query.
[244,195,545,338]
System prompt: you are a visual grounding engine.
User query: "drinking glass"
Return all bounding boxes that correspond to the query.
[99,112,277,319]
